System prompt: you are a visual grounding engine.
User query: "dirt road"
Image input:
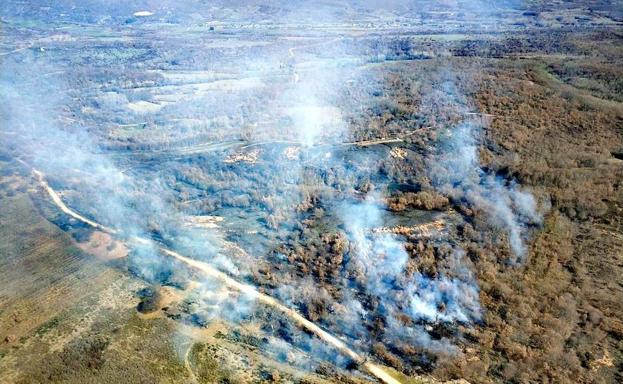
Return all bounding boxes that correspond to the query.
[29,167,402,384]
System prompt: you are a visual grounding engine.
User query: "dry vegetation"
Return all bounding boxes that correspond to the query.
[440,55,623,383]
[325,32,622,383]
[1,2,622,383]
[0,165,363,383]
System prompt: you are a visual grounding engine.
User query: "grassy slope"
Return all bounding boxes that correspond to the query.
[0,169,381,384]
[0,173,193,383]
[0,190,112,344]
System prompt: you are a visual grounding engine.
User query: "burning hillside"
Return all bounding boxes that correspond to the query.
[1,1,622,384]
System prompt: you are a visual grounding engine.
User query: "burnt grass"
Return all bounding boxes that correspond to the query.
[162,37,623,383]
[1,3,622,383]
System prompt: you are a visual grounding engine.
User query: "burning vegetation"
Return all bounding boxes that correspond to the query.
[1,1,622,384]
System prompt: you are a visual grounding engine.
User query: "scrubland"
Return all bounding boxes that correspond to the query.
[1,1,622,383]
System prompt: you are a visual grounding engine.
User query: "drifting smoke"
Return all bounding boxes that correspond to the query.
[341,193,409,295]
[189,278,257,326]
[0,55,225,289]
[406,270,481,323]
[0,0,545,377]
[340,194,481,326]
[281,53,349,147]
[432,119,542,261]
[421,74,543,261]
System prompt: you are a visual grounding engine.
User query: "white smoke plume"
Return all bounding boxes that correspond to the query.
[338,184,482,337]
[422,73,543,262]
[0,0,544,376]
[433,122,542,260]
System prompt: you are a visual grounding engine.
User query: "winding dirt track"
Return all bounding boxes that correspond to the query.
[30,168,401,384]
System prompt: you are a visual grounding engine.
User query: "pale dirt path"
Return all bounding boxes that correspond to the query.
[28,166,402,384]
[0,42,34,57]
[183,343,198,384]
[31,169,116,233]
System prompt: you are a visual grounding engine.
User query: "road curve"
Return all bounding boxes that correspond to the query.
[29,167,402,384]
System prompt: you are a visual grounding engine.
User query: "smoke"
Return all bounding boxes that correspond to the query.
[340,193,481,319]
[385,318,460,355]
[406,272,481,323]
[340,193,409,294]
[432,121,542,260]
[281,66,348,147]
[419,72,543,262]
[263,327,356,373]
[188,279,257,325]
[1,0,544,377]
[0,53,228,299]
